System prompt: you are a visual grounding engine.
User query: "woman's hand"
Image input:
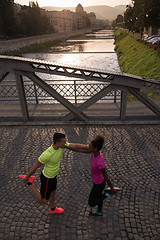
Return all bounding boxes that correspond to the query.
[111,188,117,195]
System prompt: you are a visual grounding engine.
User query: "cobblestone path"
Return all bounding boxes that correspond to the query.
[0,124,160,240]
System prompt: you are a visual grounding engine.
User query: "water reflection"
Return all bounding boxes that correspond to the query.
[48,29,116,53]
[23,30,120,72]
[65,39,115,52]
[24,52,120,73]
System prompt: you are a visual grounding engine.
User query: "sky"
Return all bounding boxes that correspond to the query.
[15,0,132,8]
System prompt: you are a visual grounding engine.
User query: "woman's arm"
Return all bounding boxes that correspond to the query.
[100,168,117,195]
[22,160,43,184]
[65,143,91,153]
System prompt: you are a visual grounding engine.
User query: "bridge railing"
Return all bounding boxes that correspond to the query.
[0,78,120,105]
[0,55,160,122]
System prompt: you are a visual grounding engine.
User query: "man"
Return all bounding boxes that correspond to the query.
[19,132,70,214]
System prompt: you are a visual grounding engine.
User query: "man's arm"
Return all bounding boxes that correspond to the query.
[65,143,91,153]
[100,168,117,195]
[22,160,43,184]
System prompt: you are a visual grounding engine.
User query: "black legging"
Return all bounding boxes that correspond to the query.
[88,180,106,212]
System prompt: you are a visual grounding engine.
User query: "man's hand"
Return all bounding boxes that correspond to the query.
[20,160,43,185]
[22,176,28,185]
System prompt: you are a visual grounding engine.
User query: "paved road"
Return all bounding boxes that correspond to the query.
[0,124,160,240]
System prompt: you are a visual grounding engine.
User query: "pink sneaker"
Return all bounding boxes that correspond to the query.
[19,174,35,184]
[49,206,64,214]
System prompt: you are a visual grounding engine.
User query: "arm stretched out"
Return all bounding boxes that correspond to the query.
[65,143,91,153]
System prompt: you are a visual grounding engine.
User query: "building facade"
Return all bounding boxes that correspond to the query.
[44,4,96,33]
[46,10,75,33]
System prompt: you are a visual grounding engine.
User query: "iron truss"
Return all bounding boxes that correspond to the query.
[0,55,160,121]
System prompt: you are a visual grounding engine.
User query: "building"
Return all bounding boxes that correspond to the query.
[44,4,96,33]
[46,10,74,32]
[75,4,93,29]
[144,26,160,36]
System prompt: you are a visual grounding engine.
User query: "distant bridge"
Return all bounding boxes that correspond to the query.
[0,55,160,122]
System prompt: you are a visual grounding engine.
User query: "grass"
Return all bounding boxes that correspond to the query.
[114,29,160,77]
[114,29,160,100]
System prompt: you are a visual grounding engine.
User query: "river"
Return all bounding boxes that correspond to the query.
[1,30,121,104]
[23,29,121,73]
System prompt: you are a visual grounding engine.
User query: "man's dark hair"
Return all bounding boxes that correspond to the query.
[53,133,66,144]
[91,134,104,151]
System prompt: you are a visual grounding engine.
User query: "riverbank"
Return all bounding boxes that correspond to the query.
[0,29,92,55]
[114,29,160,77]
[114,29,160,100]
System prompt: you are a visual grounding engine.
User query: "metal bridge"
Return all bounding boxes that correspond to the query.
[0,55,160,122]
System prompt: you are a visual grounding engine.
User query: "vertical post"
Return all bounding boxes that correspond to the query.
[120,91,127,120]
[15,71,29,122]
[34,83,38,104]
[74,80,77,106]
[114,90,117,103]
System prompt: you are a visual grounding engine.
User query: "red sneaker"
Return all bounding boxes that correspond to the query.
[49,207,64,214]
[19,174,35,184]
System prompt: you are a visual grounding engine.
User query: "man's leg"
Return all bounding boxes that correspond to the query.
[49,190,64,214]
[29,184,48,205]
[49,190,56,208]
[19,174,48,205]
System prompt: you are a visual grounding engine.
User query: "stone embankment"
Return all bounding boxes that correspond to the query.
[0,29,91,54]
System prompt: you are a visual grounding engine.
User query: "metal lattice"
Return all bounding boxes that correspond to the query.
[0,79,121,104]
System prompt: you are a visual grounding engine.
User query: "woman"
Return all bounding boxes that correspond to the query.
[66,134,117,216]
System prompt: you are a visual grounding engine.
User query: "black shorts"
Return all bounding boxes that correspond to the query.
[40,172,57,200]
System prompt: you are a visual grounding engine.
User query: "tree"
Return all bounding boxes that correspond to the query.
[116,15,124,24]
[124,5,135,31]
[112,14,124,28]
[124,0,160,34]
[0,0,17,37]
[147,0,160,28]
[20,1,54,37]
[0,0,54,38]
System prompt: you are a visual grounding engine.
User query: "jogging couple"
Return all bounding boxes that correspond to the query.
[19,132,117,216]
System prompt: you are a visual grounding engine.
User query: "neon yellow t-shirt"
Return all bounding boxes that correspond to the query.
[38,142,70,178]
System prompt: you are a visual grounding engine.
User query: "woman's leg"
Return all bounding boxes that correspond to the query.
[97,180,106,212]
[88,180,105,213]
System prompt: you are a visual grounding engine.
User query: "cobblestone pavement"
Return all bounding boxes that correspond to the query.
[0,124,160,240]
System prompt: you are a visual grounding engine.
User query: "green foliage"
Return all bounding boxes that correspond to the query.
[0,0,17,37]
[124,0,160,32]
[116,15,124,24]
[115,29,160,77]
[20,2,54,37]
[0,0,54,38]
[112,15,124,28]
